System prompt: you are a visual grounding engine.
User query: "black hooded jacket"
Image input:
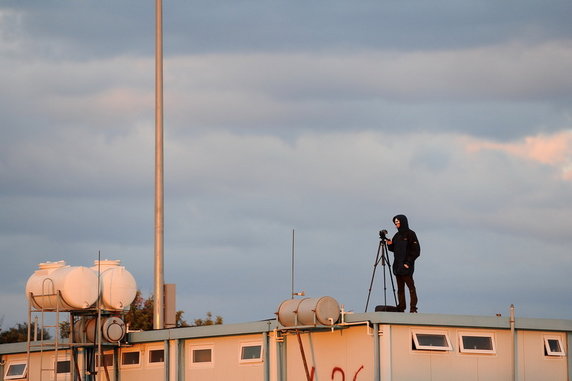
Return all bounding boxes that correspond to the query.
[387,214,420,276]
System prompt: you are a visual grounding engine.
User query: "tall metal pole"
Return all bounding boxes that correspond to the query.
[154,0,165,330]
[291,229,295,299]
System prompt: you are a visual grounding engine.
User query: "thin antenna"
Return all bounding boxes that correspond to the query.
[291,229,295,299]
[291,229,305,298]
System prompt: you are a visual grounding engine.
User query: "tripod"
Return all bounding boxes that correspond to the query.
[365,236,398,312]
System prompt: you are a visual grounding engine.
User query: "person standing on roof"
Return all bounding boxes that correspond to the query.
[386,214,420,313]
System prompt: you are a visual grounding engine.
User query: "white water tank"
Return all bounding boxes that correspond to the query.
[91,260,137,311]
[277,296,341,327]
[26,261,99,310]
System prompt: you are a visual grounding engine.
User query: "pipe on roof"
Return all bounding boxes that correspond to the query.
[510,304,516,381]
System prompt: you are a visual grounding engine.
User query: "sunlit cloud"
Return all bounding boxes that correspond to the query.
[465,130,572,180]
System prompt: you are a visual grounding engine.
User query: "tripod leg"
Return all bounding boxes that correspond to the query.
[382,252,387,306]
[381,242,399,307]
[365,241,383,312]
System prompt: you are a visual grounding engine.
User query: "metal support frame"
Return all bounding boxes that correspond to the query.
[27,284,67,381]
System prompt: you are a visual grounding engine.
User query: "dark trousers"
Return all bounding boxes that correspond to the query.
[396,274,418,312]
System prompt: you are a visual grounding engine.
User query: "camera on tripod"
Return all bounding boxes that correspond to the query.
[365,228,397,312]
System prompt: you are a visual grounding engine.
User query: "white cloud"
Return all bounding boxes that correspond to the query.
[465,130,572,180]
[1,3,572,326]
[161,130,572,241]
[164,40,572,108]
[2,40,570,140]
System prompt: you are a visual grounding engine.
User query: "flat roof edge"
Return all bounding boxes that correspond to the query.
[346,312,572,331]
[0,342,27,355]
[515,317,572,331]
[128,319,278,343]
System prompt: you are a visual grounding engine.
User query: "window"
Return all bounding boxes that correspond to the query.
[193,349,212,363]
[240,343,263,363]
[149,349,165,364]
[544,336,566,356]
[190,345,214,368]
[121,351,141,366]
[459,332,496,354]
[97,353,114,367]
[56,360,71,374]
[412,330,452,351]
[4,361,27,380]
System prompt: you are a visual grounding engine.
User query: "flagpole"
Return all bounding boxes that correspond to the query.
[153,0,165,330]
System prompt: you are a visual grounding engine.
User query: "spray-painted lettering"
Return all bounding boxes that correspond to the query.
[308,365,365,381]
[332,367,345,380]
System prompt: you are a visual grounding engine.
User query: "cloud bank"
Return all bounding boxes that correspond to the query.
[1,0,571,328]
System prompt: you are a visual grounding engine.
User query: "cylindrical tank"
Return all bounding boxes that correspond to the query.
[102,316,126,342]
[91,259,137,311]
[72,318,87,343]
[26,261,99,310]
[297,296,340,326]
[76,317,126,343]
[276,296,341,327]
[276,298,304,327]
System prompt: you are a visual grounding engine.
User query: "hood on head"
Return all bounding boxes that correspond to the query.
[393,214,410,231]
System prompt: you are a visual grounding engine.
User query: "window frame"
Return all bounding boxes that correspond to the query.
[411,329,453,351]
[55,359,71,374]
[96,352,115,368]
[239,342,263,364]
[49,355,72,381]
[190,345,214,368]
[459,331,497,354]
[121,350,142,368]
[4,361,28,380]
[147,345,166,366]
[544,335,566,357]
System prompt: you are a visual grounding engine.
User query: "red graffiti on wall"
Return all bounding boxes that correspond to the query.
[331,367,345,380]
[352,365,364,381]
[308,365,365,381]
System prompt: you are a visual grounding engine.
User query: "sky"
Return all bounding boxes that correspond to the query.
[1,0,571,329]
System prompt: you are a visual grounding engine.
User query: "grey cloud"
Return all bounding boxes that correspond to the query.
[161,48,571,139]
[2,34,571,146]
[162,46,572,103]
[160,131,572,244]
[4,0,572,59]
[1,130,571,326]
[0,133,154,198]
[1,0,571,328]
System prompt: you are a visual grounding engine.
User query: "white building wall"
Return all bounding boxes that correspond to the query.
[1,319,570,381]
[387,326,513,381]
[517,330,568,381]
[283,325,375,380]
[119,343,164,381]
[183,333,265,381]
